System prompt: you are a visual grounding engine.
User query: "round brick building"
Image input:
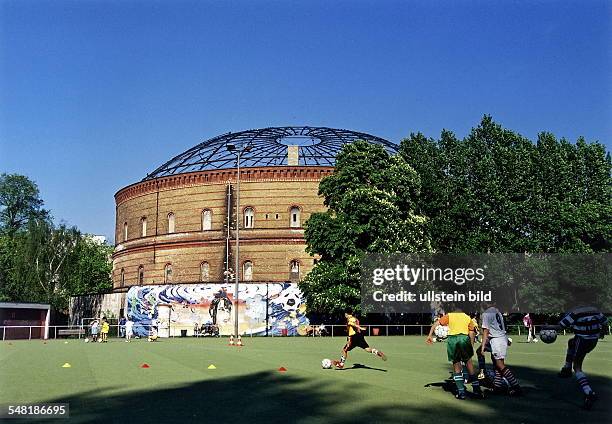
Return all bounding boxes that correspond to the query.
[112,127,396,291]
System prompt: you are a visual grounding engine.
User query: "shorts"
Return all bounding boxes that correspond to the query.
[489,337,508,360]
[570,336,598,361]
[447,334,474,363]
[345,333,369,351]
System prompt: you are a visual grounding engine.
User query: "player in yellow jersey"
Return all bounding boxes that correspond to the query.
[333,309,386,369]
[100,318,110,343]
[427,310,483,399]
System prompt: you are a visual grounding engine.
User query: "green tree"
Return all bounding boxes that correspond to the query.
[301,141,431,314]
[399,115,611,254]
[0,173,48,234]
[0,173,113,311]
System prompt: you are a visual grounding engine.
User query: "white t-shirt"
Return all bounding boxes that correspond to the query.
[125,320,134,335]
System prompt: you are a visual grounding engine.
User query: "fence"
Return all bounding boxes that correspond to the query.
[1,323,608,341]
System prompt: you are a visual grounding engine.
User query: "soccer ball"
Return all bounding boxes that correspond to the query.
[321,358,333,369]
[507,337,513,346]
[84,338,90,343]
[539,328,557,344]
[434,325,449,339]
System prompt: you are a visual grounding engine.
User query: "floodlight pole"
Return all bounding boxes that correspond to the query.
[234,149,241,338]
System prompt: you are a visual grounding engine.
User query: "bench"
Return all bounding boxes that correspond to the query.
[57,328,86,337]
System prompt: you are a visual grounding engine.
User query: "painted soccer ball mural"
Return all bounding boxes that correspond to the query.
[126,283,309,337]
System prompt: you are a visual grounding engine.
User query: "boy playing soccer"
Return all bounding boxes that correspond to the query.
[427,309,483,400]
[477,303,522,396]
[555,305,607,410]
[333,310,386,368]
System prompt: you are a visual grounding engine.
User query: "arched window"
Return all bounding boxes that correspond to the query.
[290,260,300,281]
[167,212,175,233]
[290,206,301,228]
[243,261,253,281]
[200,261,210,282]
[202,210,212,231]
[140,217,147,237]
[123,222,128,241]
[164,263,172,283]
[120,268,125,287]
[138,265,144,284]
[244,207,254,229]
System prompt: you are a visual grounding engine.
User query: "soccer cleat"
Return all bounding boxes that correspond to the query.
[378,350,387,361]
[478,370,485,380]
[472,391,485,399]
[455,392,466,400]
[558,367,572,378]
[583,392,598,410]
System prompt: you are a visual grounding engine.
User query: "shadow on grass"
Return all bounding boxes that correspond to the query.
[337,363,388,372]
[30,364,611,424]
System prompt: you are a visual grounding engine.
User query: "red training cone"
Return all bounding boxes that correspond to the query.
[278,367,287,372]
[140,363,150,368]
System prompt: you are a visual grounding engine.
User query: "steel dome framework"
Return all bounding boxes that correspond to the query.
[144,126,397,180]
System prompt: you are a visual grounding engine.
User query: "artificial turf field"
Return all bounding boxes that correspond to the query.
[1,336,610,424]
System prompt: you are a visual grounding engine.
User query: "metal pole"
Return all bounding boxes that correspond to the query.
[234,151,241,338]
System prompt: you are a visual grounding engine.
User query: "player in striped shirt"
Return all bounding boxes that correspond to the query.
[556,306,607,410]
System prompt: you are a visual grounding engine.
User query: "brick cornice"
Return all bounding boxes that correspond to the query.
[115,166,334,205]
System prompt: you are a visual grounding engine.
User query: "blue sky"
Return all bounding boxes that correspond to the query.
[1,0,610,241]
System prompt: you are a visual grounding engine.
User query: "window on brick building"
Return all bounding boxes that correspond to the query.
[244,207,254,229]
[243,261,253,281]
[141,217,147,237]
[123,222,128,241]
[120,268,125,287]
[164,263,173,283]
[167,212,175,233]
[290,260,300,281]
[138,265,144,284]
[202,210,212,231]
[200,261,210,282]
[290,207,301,228]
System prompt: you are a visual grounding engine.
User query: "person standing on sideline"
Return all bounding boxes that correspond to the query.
[119,317,126,338]
[100,317,110,343]
[523,313,537,343]
[125,318,134,342]
[90,320,99,342]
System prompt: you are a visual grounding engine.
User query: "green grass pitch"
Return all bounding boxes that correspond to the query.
[1,335,610,423]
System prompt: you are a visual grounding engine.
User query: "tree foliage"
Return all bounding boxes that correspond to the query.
[0,173,48,234]
[301,141,431,313]
[303,117,611,315]
[0,174,112,311]
[399,116,611,253]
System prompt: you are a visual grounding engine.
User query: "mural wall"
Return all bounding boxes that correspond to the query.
[125,283,309,337]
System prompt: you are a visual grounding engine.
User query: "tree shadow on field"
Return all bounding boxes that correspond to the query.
[422,363,612,424]
[27,365,611,424]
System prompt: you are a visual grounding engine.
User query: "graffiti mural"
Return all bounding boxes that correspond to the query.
[126,283,309,337]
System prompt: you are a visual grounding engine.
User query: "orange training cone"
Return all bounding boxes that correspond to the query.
[278,367,287,372]
[229,335,235,346]
[237,335,243,346]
